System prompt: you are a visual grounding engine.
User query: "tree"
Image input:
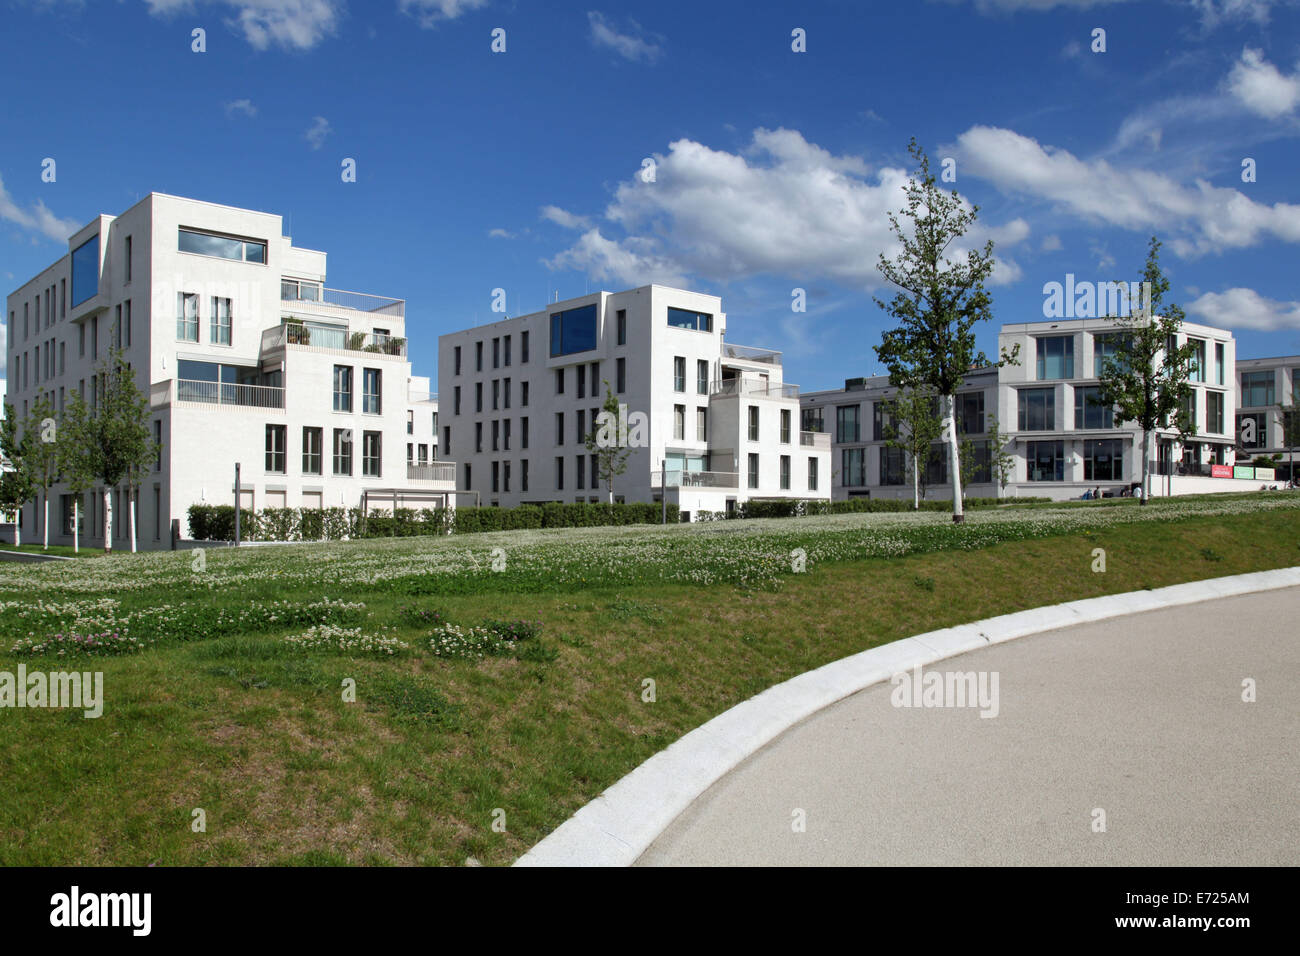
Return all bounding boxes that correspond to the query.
[24,397,62,550]
[883,388,942,510]
[875,138,1017,523]
[0,402,37,546]
[585,381,633,505]
[57,392,95,554]
[985,415,1016,498]
[1094,236,1197,505]
[1276,405,1300,485]
[59,347,158,552]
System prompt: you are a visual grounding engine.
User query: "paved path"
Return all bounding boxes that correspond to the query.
[639,588,1300,866]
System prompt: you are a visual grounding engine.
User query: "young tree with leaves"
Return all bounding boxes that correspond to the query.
[875,138,1018,523]
[884,388,942,510]
[1276,405,1300,485]
[23,397,62,550]
[985,415,1016,498]
[0,402,37,546]
[585,381,633,505]
[1094,237,1198,505]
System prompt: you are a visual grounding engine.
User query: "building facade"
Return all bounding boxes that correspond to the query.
[437,286,832,519]
[1235,354,1300,482]
[5,193,454,549]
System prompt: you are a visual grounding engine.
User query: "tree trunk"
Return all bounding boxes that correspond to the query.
[130,488,138,553]
[1141,429,1151,505]
[945,394,964,523]
[73,499,79,554]
[42,494,49,550]
[103,487,113,553]
[12,505,19,547]
[912,454,919,510]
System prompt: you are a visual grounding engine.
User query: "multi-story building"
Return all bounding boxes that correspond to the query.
[800,369,1001,501]
[1235,355,1300,482]
[4,193,454,549]
[438,286,831,519]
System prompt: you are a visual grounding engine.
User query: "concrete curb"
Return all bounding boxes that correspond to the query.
[514,566,1300,867]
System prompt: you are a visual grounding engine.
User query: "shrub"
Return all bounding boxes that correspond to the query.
[298,508,325,541]
[260,507,299,541]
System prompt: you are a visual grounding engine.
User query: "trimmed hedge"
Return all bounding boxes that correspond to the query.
[696,496,1052,521]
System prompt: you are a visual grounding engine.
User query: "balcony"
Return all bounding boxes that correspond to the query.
[282,285,404,319]
[799,431,831,449]
[722,343,782,365]
[407,462,456,483]
[408,390,437,405]
[262,325,407,358]
[652,470,740,489]
[153,378,285,409]
[710,378,800,399]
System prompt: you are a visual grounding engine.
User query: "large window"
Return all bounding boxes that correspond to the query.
[1084,439,1124,481]
[1093,332,1127,374]
[1216,343,1226,386]
[808,457,819,491]
[969,440,992,484]
[362,431,382,477]
[674,404,686,441]
[211,297,232,345]
[333,365,353,412]
[264,425,286,473]
[667,307,712,332]
[673,356,685,392]
[1188,338,1206,383]
[697,359,708,394]
[332,429,352,475]
[71,235,99,306]
[362,368,381,414]
[958,392,985,434]
[925,442,948,486]
[780,455,791,490]
[1026,440,1064,481]
[616,309,627,345]
[802,406,824,433]
[748,405,759,441]
[872,402,895,441]
[1073,386,1113,429]
[836,404,861,443]
[1036,336,1074,380]
[550,303,598,356]
[1240,370,1275,407]
[780,409,792,444]
[1205,391,1225,434]
[177,292,199,342]
[747,453,759,489]
[697,407,708,442]
[179,227,265,263]
[302,427,322,474]
[878,447,903,486]
[1018,388,1055,431]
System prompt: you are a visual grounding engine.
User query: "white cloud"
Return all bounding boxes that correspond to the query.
[224,98,258,118]
[1226,47,1300,119]
[540,206,592,230]
[967,0,1132,11]
[304,115,331,150]
[955,124,1300,256]
[145,1,343,51]
[488,228,517,239]
[1188,287,1300,331]
[1041,234,1063,251]
[0,174,80,243]
[1190,0,1283,28]
[399,0,489,27]
[587,11,664,63]
[546,128,1027,291]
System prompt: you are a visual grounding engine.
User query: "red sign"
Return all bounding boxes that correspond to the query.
[1211,465,1233,478]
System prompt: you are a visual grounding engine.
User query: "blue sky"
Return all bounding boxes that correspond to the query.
[3,0,1300,395]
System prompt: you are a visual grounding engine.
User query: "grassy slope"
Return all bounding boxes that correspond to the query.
[0,506,1297,866]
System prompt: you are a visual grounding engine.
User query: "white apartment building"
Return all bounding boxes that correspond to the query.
[5,193,454,549]
[437,286,832,519]
[1236,355,1300,483]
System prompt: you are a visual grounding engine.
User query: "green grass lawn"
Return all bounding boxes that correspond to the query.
[1,493,1298,866]
[0,542,108,559]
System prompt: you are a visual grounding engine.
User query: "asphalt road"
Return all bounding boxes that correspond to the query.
[638,587,1300,866]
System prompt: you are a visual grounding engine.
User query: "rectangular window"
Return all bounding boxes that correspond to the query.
[1093,332,1127,375]
[503,377,511,409]
[555,456,564,490]
[1216,343,1225,386]
[591,454,599,490]
[1036,336,1074,380]
[674,404,685,440]
[673,356,685,392]
[748,405,760,441]
[1189,338,1206,383]
[1240,370,1274,407]
[925,442,949,487]
[697,407,707,442]
[71,235,99,307]
[780,409,792,444]
[124,236,132,282]
[454,345,462,375]
[114,305,122,349]
[492,419,500,452]
[476,341,483,372]
[333,428,353,475]
[577,363,586,399]
[493,337,500,369]
[616,309,627,345]
[590,362,600,395]
[407,409,414,435]
[124,300,131,347]
[616,357,626,393]
[1206,391,1225,434]
[550,303,598,356]
[697,359,708,394]
[872,402,894,441]
[1181,392,1198,431]
[503,418,511,450]
[177,292,198,341]
[521,380,529,406]
[748,453,759,489]
[1083,438,1124,481]
[1018,388,1056,431]
[667,307,712,332]
[504,335,512,367]
[1026,440,1065,481]
[333,365,353,412]
[453,385,461,415]
[153,419,163,471]
[302,427,322,474]
[265,424,286,473]
[490,461,500,493]
[443,426,450,454]
[475,382,483,413]
[521,458,529,492]
[178,228,266,263]
[1073,386,1113,430]
[476,422,483,453]
[780,455,791,490]
[492,379,500,410]
[556,368,565,394]
[464,463,472,489]
[576,454,585,490]
[878,446,904,485]
[362,431,382,477]
[808,457,819,491]
[211,297,232,345]
[958,392,985,434]
[836,405,861,443]
[576,410,585,445]
[521,416,529,449]
[521,330,530,363]
[556,412,564,445]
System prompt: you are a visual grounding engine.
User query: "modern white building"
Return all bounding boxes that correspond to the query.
[4,193,454,549]
[438,286,832,519]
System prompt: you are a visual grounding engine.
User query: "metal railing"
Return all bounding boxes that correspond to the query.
[281,286,405,317]
[800,431,831,449]
[709,378,799,399]
[653,470,740,489]
[175,378,285,409]
[407,462,456,482]
[722,343,782,365]
[263,324,407,357]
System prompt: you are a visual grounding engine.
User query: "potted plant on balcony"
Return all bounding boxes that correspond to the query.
[389,336,406,356]
[285,320,309,346]
[348,331,367,351]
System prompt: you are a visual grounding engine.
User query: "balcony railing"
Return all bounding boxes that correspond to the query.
[722,343,782,365]
[175,379,285,409]
[709,378,799,399]
[799,430,831,449]
[408,390,437,404]
[407,462,456,483]
[262,325,407,357]
[281,286,404,317]
[653,470,740,489]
